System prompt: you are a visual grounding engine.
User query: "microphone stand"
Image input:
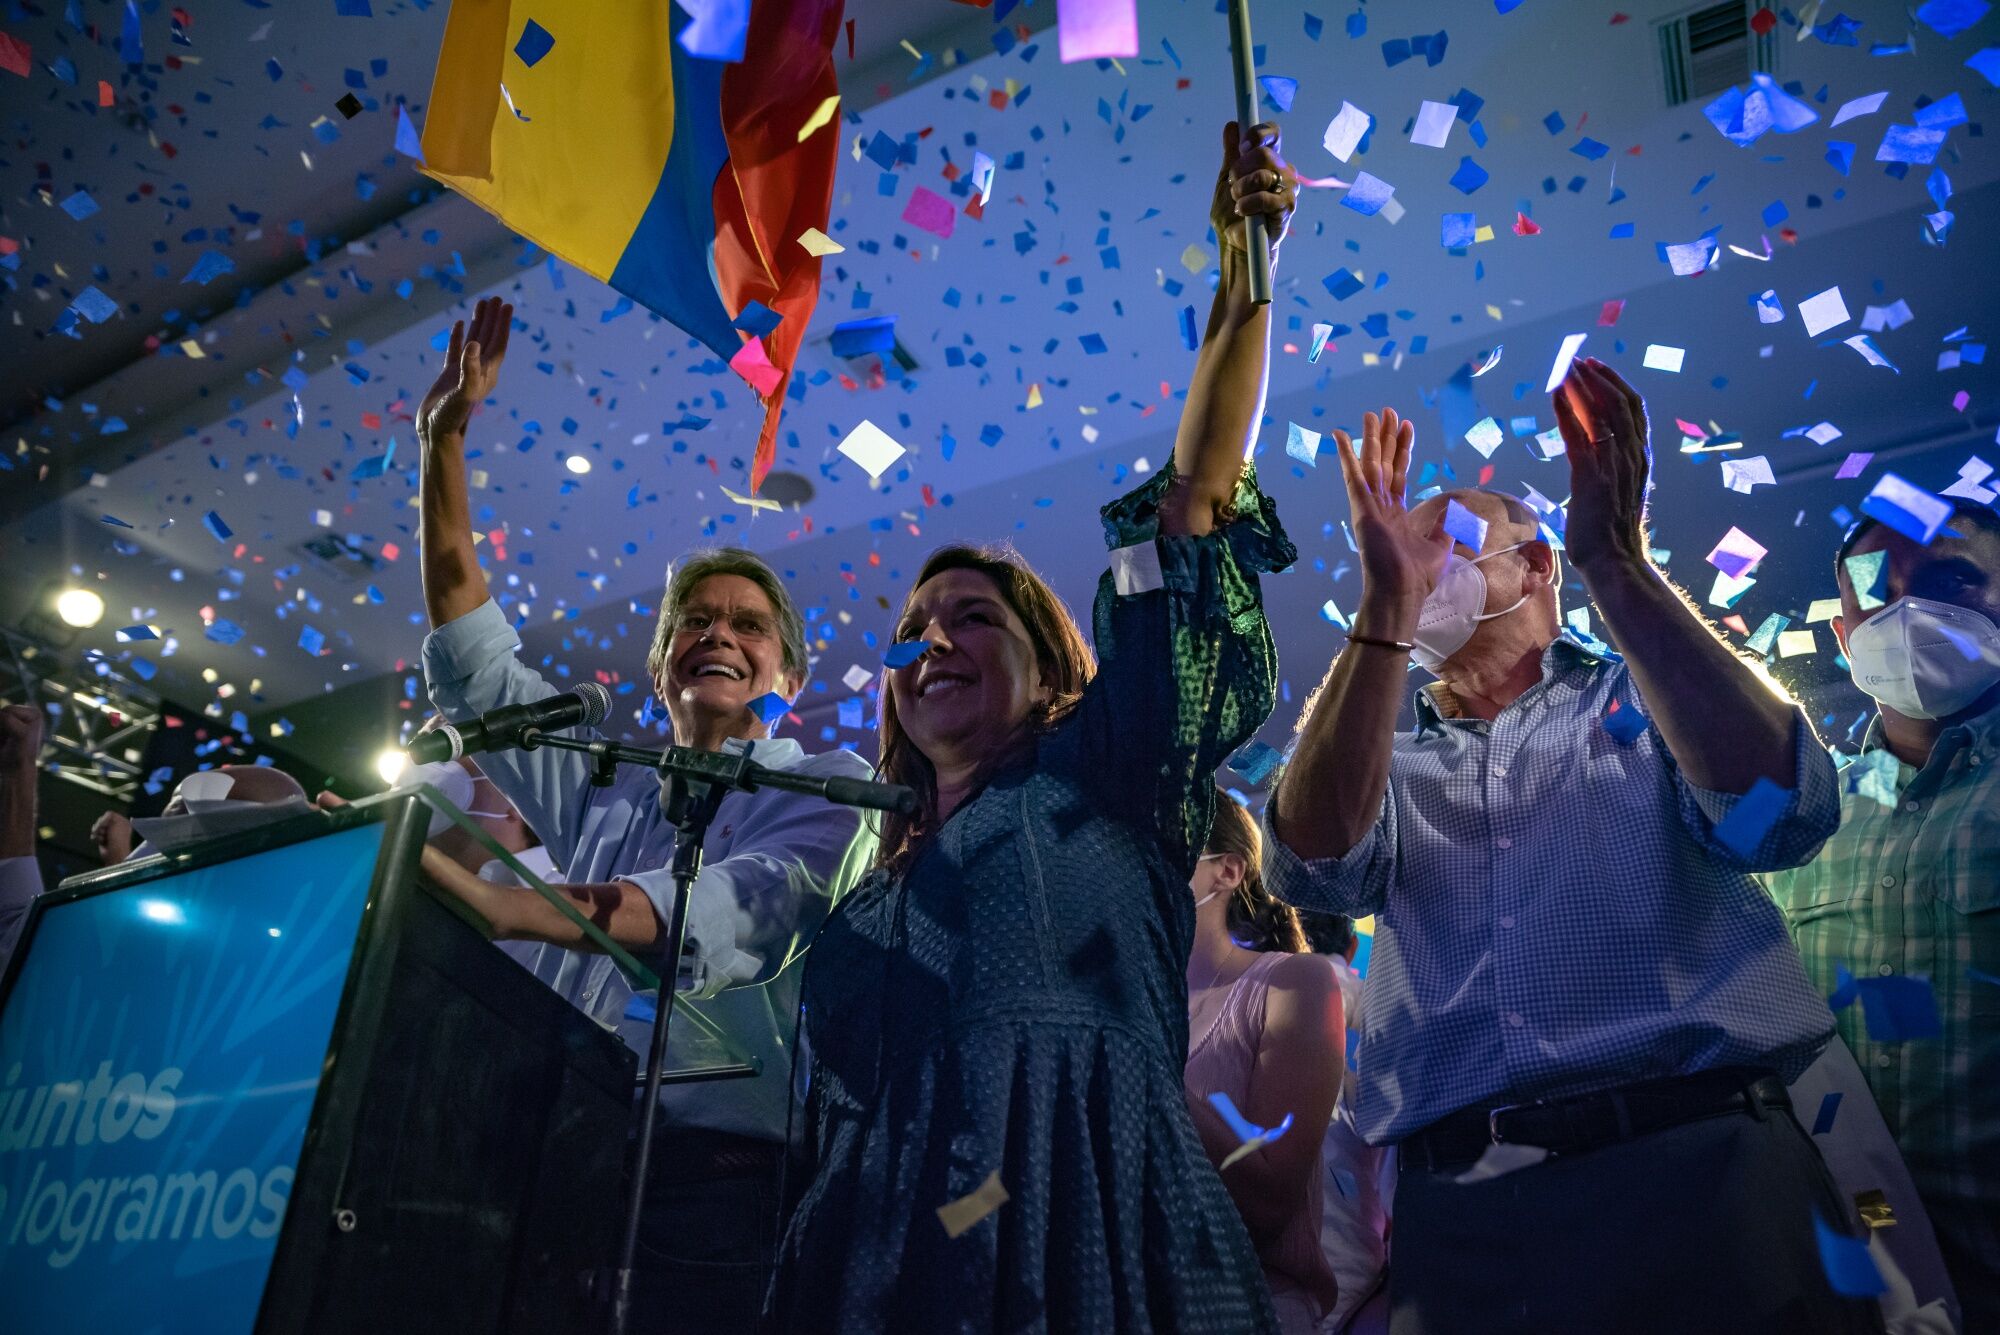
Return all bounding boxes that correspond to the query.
[510,728,914,1335]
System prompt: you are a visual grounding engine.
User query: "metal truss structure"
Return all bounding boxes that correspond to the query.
[0,624,163,804]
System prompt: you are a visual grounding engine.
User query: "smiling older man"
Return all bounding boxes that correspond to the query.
[415,297,877,1335]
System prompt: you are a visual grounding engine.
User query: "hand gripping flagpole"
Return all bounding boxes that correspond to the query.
[1227,0,1274,306]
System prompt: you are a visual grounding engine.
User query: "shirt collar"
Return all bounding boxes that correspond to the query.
[720,734,808,771]
[1415,632,1614,732]
[1858,694,2000,766]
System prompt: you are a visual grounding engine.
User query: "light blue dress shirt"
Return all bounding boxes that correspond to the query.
[423,598,879,1142]
[1264,635,1839,1146]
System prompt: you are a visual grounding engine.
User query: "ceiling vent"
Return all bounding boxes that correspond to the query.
[1657,2,1777,107]
[296,533,383,583]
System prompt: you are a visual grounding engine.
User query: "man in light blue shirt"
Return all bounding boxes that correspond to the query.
[1265,367,1874,1333]
[415,297,876,1335]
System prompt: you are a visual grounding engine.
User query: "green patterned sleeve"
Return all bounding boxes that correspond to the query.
[1070,459,1296,872]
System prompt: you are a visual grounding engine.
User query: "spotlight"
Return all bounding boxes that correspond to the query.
[375,748,410,785]
[56,587,106,629]
[565,454,591,475]
[137,898,186,925]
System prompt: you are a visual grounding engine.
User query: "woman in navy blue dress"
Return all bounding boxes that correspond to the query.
[767,122,1301,1333]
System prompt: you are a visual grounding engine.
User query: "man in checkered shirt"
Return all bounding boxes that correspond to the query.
[1263,364,1875,1333]
[1764,502,2000,1329]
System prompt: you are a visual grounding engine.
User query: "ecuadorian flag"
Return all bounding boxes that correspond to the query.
[419,0,843,491]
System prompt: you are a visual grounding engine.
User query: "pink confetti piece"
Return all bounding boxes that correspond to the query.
[729,338,784,396]
[901,186,957,239]
[1836,453,1873,479]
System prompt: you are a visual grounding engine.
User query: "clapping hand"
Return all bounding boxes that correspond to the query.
[418,295,513,445]
[1334,408,1452,609]
[1211,121,1296,256]
[1552,358,1651,573]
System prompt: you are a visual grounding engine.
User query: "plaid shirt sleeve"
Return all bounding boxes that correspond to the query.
[1261,786,1398,917]
[1666,710,1842,873]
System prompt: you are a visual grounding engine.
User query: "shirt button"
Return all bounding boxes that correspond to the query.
[1881,875,1897,889]
[1492,765,1508,779]
[1878,964,1895,977]
[1505,1012,1525,1028]
[1903,800,1921,813]
[1499,915,1516,929]
[1496,837,1514,850]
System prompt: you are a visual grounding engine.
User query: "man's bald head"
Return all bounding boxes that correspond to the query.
[161,764,307,815]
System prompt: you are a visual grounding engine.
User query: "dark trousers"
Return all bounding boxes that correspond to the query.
[1390,1102,1887,1335]
[625,1129,784,1335]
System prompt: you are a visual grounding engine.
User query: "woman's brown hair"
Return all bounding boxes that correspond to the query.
[1206,792,1308,954]
[875,544,1095,874]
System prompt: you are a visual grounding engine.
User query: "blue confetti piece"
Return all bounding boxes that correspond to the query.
[1381,37,1411,66]
[394,103,424,161]
[1915,0,1989,38]
[1601,695,1647,745]
[1258,76,1298,112]
[733,300,783,338]
[1829,961,1860,1011]
[1323,268,1364,301]
[1448,156,1488,194]
[1711,777,1792,859]
[182,250,236,285]
[1227,740,1283,787]
[624,992,658,1023]
[1810,1091,1842,1135]
[1876,124,1946,165]
[1914,93,1967,131]
[116,624,157,642]
[513,17,555,66]
[837,697,864,729]
[1814,1216,1887,1297]
[1968,47,2000,88]
[831,316,897,358]
[298,625,325,656]
[747,692,791,728]
[119,0,142,64]
[1825,140,1856,175]
[864,131,900,171]
[59,190,99,221]
[1207,1091,1295,1155]
[1178,304,1199,351]
[335,0,374,14]
[1341,172,1395,216]
[1860,473,1951,545]
[71,286,118,324]
[1571,137,1609,160]
[1440,212,1476,249]
[1441,498,1487,550]
[883,640,932,669]
[99,513,135,529]
[1855,974,1943,1042]
[1543,109,1565,135]
[202,510,233,542]
[204,619,245,646]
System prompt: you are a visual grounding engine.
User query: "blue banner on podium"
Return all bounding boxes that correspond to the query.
[0,822,385,1334]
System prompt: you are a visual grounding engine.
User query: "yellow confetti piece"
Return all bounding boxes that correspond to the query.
[1473,225,1495,244]
[1180,244,1211,274]
[1354,915,1375,936]
[721,484,781,513]
[936,1170,1009,1239]
[798,228,844,257]
[1805,598,1843,623]
[1777,629,1819,658]
[899,38,923,60]
[1485,304,1504,322]
[1361,352,1381,367]
[180,338,205,359]
[1025,384,1043,409]
[798,94,841,143]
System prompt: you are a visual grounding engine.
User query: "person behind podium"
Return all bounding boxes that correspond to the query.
[413,296,878,1335]
[765,122,1297,1333]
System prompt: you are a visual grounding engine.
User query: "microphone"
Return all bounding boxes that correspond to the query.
[408,682,612,764]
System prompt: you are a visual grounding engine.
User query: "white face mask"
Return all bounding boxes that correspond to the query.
[1412,541,1535,673]
[398,760,511,836]
[1845,597,2000,720]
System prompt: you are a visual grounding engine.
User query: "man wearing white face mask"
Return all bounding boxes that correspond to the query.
[1263,361,1864,1334]
[1764,501,2000,1328]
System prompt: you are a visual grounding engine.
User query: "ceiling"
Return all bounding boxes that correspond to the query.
[3,0,1997,786]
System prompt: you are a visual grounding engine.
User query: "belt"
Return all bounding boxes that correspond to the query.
[647,1126,784,1186]
[1401,1067,1790,1172]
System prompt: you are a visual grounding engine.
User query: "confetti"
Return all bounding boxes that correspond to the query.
[1285,422,1322,467]
[1860,473,1951,544]
[936,1170,1009,1239]
[202,510,234,543]
[1642,344,1684,373]
[747,692,790,727]
[1810,1091,1843,1135]
[1322,101,1371,163]
[1844,549,1889,610]
[1341,173,1396,217]
[513,18,555,67]
[837,420,906,479]
[1442,499,1488,551]
[797,94,841,143]
[1207,1091,1295,1170]
[1441,213,1477,248]
[1448,156,1489,194]
[1720,456,1774,494]
[59,190,99,221]
[678,0,750,62]
[901,186,956,239]
[1711,777,1792,859]
[1227,740,1282,786]
[1544,333,1587,393]
[1798,287,1852,338]
[1829,91,1888,127]
[1411,99,1457,148]
[883,640,932,670]
[1465,417,1505,458]
[1814,1216,1888,1298]
[1058,0,1137,63]
[1707,527,1768,579]
[798,228,844,256]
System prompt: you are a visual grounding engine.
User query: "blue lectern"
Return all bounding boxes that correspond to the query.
[0,792,635,1334]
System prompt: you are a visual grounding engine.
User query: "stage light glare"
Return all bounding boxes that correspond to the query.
[376,748,410,784]
[565,454,591,475]
[137,898,186,925]
[56,587,105,628]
